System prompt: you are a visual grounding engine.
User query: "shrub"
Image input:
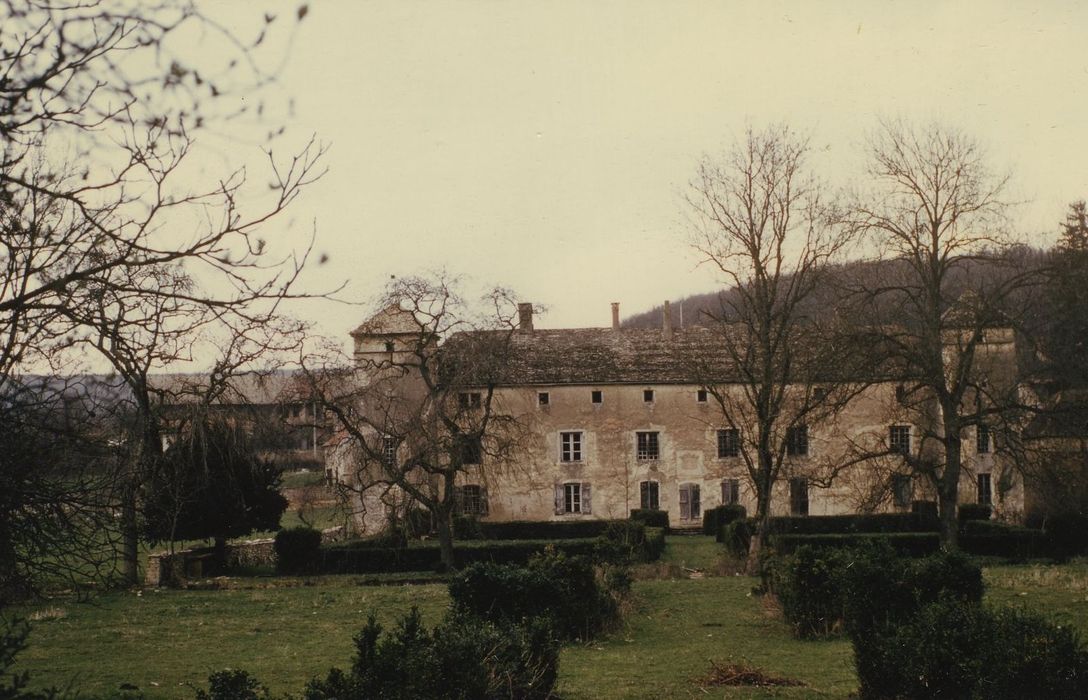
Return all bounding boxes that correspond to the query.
[629,509,670,532]
[767,512,934,535]
[911,499,939,525]
[403,508,433,538]
[477,520,617,540]
[195,670,272,700]
[702,505,747,535]
[853,598,1088,700]
[1044,512,1088,559]
[719,518,752,557]
[303,607,559,700]
[594,520,651,564]
[448,549,619,640]
[274,527,322,575]
[771,532,940,557]
[768,546,851,638]
[643,527,667,560]
[320,538,602,574]
[958,503,992,523]
[960,520,1053,559]
[452,515,483,540]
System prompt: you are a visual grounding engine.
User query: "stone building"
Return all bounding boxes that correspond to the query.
[330,302,1026,532]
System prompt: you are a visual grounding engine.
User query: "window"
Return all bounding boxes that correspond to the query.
[889,425,911,455]
[643,389,655,403]
[813,387,828,402]
[636,431,660,460]
[977,473,993,506]
[976,424,991,454]
[381,436,398,466]
[717,428,740,458]
[538,392,549,406]
[789,477,809,516]
[591,390,603,404]
[895,384,907,404]
[892,474,912,508]
[697,389,708,403]
[679,483,701,520]
[785,425,809,456]
[460,436,482,465]
[457,485,487,516]
[557,482,591,514]
[721,478,740,505]
[384,340,395,353]
[560,431,582,462]
[639,480,660,510]
[458,392,481,409]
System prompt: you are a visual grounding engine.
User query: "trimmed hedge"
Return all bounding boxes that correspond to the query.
[702,505,747,535]
[719,518,753,557]
[1044,512,1088,559]
[274,527,322,575]
[960,520,1054,559]
[767,512,936,535]
[477,519,623,540]
[958,503,993,523]
[771,532,940,557]
[320,538,601,574]
[629,509,670,532]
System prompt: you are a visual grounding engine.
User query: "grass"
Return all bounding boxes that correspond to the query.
[11,537,1088,699]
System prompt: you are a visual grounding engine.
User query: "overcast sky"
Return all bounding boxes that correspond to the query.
[201,0,1088,341]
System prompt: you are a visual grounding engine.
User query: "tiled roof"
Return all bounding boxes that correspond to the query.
[350,304,423,337]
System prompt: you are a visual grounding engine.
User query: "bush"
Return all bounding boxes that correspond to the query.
[303,607,559,700]
[477,520,617,540]
[768,546,851,638]
[195,670,272,700]
[911,499,939,525]
[320,538,602,574]
[452,515,483,540]
[702,505,747,535]
[1044,512,1088,559]
[644,527,667,561]
[403,508,433,538]
[854,598,1088,700]
[767,512,934,535]
[448,549,619,640]
[719,518,752,557]
[629,509,670,532]
[958,503,992,523]
[274,527,322,575]
[960,520,1053,559]
[594,520,652,564]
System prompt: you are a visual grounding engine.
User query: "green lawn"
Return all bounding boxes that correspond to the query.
[10,538,1088,699]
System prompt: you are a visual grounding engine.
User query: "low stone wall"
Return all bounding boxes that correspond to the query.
[145,525,345,587]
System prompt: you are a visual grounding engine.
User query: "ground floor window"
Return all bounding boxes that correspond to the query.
[721,478,740,505]
[892,474,912,508]
[453,484,488,516]
[556,482,592,514]
[639,480,660,510]
[679,483,701,520]
[789,477,809,516]
[977,473,992,506]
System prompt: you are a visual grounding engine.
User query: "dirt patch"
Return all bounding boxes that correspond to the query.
[696,660,804,688]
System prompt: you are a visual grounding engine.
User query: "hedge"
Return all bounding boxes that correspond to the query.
[477,519,627,540]
[960,520,1054,559]
[702,505,747,535]
[770,532,941,557]
[767,512,936,535]
[629,509,670,531]
[958,503,993,523]
[320,538,602,574]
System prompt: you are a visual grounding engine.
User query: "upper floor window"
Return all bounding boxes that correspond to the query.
[639,480,660,510]
[384,340,395,353]
[717,428,740,458]
[459,436,482,465]
[381,436,399,466]
[895,384,907,405]
[560,431,583,463]
[785,425,808,457]
[697,389,708,403]
[976,424,991,454]
[889,425,911,455]
[538,392,550,406]
[591,390,603,404]
[813,387,828,402]
[458,392,481,409]
[636,431,660,460]
[643,389,655,403]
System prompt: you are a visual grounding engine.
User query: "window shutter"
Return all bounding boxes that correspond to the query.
[640,481,649,509]
[679,485,690,520]
[582,483,592,515]
[555,484,565,515]
[731,480,740,505]
[692,484,701,518]
[479,486,489,516]
[721,480,728,504]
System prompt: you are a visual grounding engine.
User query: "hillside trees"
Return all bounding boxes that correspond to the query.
[1,0,324,592]
[685,125,865,572]
[307,275,526,570]
[850,121,1031,548]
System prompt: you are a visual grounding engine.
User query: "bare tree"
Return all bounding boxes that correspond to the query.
[307,275,525,570]
[850,120,1030,547]
[686,125,863,572]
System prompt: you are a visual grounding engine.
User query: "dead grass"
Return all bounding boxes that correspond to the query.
[696,660,805,688]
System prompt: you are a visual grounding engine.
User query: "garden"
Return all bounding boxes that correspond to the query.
[6,504,1088,698]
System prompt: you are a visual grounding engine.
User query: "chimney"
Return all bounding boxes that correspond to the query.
[662,300,673,340]
[517,302,534,331]
[611,302,620,330]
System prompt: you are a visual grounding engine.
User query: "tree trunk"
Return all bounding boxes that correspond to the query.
[120,476,139,585]
[938,433,963,550]
[745,447,775,576]
[434,506,456,572]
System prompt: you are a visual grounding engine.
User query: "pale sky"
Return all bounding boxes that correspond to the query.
[200,0,1088,342]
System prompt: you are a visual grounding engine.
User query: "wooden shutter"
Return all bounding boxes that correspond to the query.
[582,483,592,515]
[555,484,565,515]
[479,486,489,516]
[640,481,649,509]
[679,485,690,520]
[691,484,701,519]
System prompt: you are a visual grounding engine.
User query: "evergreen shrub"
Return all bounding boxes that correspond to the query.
[629,509,670,531]
[274,527,323,575]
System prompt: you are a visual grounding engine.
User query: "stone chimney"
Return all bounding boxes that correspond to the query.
[611,302,620,330]
[518,302,534,331]
[662,300,673,340]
